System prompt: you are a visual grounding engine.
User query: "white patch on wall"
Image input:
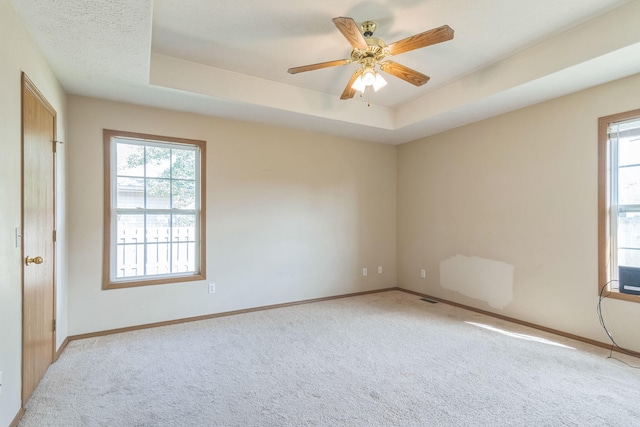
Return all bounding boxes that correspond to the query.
[440,255,514,309]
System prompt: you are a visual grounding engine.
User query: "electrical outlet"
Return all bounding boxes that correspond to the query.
[421,269,426,278]
[208,283,216,294]
[378,266,383,274]
[362,268,368,276]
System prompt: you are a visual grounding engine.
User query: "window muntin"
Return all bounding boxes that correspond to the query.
[104,130,206,289]
[599,111,640,301]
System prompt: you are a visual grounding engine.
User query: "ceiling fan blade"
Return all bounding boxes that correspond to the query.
[379,61,430,86]
[332,17,368,50]
[288,59,352,74]
[340,69,363,100]
[387,25,454,56]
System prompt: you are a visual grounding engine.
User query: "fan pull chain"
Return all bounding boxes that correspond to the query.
[357,86,372,107]
[358,86,372,107]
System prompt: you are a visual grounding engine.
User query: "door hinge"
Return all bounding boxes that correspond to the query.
[53,230,57,242]
[52,319,56,332]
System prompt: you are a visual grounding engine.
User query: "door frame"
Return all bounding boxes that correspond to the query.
[21,72,58,405]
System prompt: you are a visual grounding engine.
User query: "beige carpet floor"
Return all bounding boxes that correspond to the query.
[19,290,640,426]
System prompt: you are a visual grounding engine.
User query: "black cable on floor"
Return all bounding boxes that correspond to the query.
[597,280,640,368]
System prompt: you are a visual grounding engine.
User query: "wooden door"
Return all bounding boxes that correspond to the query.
[22,73,57,405]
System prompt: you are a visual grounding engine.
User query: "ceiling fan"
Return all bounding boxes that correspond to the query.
[288,17,454,101]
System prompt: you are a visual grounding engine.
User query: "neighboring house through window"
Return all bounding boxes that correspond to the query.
[599,109,640,301]
[103,129,206,289]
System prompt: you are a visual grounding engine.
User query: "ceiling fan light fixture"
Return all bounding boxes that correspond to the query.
[352,68,387,93]
[362,68,377,86]
[351,75,366,93]
[372,73,387,92]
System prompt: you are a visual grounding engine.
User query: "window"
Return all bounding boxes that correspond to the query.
[598,110,640,302]
[103,130,206,289]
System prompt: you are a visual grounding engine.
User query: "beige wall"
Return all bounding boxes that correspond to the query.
[0,0,68,424]
[66,96,397,335]
[398,72,640,352]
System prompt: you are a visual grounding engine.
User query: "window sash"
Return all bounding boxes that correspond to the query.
[111,209,202,281]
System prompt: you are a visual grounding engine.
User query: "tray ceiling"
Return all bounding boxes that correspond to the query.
[11,0,640,143]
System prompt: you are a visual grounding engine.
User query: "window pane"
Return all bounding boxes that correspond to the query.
[116,177,144,208]
[172,214,196,273]
[116,142,144,177]
[618,165,640,205]
[116,213,145,278]
[146,214,171,276]
[172,242,195,273]
[146,178,171,209]
[172,149,196,179]
[116,213,144,244]
[173,180,196,209]
[146,214,171,241]
[116,244,145,278]
[618,137,640,167]
[173,214,196,236]
[146,146,172,178]
[618,212,640,249]
[146,243,171,276]
[618,249,640,269]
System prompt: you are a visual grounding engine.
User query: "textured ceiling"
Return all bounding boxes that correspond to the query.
[11,0,640,144]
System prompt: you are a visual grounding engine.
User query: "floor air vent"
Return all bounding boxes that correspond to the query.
[420,298,438,304]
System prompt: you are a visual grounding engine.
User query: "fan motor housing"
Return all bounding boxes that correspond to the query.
[351,37,388,64]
